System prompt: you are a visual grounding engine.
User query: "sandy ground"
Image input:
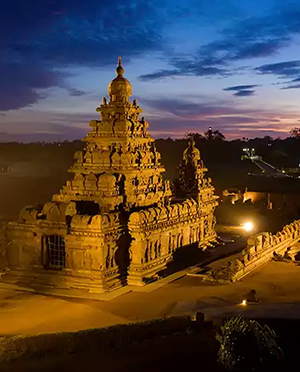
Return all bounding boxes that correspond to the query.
[0,260,299,335]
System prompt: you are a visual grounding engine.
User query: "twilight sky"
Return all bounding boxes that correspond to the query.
[2,0,300,141]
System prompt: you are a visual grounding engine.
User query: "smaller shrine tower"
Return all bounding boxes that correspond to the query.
[174,139,216,205]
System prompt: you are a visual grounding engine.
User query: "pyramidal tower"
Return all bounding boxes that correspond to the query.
[3,59,218,294]
[53,57,171,212]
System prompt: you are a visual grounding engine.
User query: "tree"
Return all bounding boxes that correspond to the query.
[186,132,203,141]
[204,127,225,141]
[290,127,300,138]
[261,135,273,143]
[216,316,283,371]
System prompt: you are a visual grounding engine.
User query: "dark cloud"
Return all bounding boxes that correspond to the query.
[139,70,180,81]
[0,0,165,110]
[67,88,88,97]
[279,76,300,89]
[142,98,242,117]
[231,39,288,60]
[216,3,300,58]
[254,61,300,78]
[197,3,299,63]
[223,84,259,97]
[281,84,300,90]
[224,85,259,91]
[3,0,300,111]
[234,90,255,97]
[139,53,232,80]
[142,2,300,81]
[139,58,230,81]
[0,62,67,110]
[198,37,288,63]
[141,97,278,120]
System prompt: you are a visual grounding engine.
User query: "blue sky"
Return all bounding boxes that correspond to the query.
[1,0,300,141]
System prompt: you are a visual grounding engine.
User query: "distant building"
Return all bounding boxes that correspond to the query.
[3,59,218,294]
[222,176,300,214]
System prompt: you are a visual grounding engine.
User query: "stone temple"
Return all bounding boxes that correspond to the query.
[3,58,218,294]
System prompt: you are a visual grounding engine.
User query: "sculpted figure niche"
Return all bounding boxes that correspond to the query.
[3,58,218,294]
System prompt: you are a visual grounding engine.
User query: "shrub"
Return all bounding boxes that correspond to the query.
[216,316,283,371]
[0,316,192,362]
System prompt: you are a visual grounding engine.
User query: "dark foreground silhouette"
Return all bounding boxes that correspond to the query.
[0,316,300,372]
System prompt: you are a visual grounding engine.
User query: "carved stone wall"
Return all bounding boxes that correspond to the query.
[127,200,217,285]
[4,209,126,293]
[206,220,300,283]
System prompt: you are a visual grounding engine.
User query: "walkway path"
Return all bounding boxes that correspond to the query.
[0,260,300,335]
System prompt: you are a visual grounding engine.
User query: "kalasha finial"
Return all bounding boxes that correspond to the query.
[189,139,195,147]
[116,56,124,76]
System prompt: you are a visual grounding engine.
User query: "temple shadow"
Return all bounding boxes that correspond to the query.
[158,243,212,278]
[115,230,131,287]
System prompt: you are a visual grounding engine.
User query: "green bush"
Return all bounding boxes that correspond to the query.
[216,316,283,371]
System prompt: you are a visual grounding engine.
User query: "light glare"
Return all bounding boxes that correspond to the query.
[243,221,254,232]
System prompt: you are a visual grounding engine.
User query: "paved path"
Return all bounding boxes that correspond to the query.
[0,260,299,335]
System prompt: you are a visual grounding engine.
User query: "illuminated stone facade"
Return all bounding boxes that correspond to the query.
[3,59,218,293]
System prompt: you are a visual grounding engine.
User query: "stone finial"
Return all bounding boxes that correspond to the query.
[116,56,124,76]
[109,57,131,100]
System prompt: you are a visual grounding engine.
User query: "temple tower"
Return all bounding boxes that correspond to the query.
[173,139,218,248]
[174,139,216,205]
[53,58,171,213]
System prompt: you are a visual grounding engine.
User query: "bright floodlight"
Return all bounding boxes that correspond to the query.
[243,221,254,232]
[242,299,247,306]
